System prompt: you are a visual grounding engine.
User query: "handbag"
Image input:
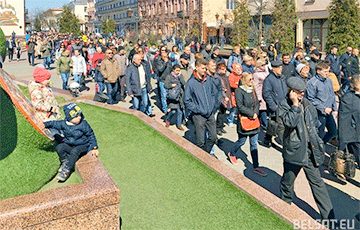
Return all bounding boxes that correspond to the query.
[239,90,260,131]
[329,148,356,178]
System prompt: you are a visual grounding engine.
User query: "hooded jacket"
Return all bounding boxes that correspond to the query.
[44,103,98,152]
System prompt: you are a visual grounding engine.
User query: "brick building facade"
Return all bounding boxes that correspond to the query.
[138,0,202,40]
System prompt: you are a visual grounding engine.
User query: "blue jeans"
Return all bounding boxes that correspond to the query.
[230,133,259,168]
[98,82,105,93]
[28,53,34,65]
[228,107,238,124]
[60,72,70,90]
[106,82,118,104]
[73,74,82,84]
[259,110,268,129]
[132,87,150,114]
[165,104,183,127]
[159,82,168,113]
[43,57,51,69]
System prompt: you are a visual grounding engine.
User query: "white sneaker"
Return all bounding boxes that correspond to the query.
[229,123,234,128]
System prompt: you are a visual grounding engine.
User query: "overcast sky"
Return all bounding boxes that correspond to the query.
[26,0,71,13]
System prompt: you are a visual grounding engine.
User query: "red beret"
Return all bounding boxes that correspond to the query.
[33,67,51,83]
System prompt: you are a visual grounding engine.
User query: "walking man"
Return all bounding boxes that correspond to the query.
[306,61,337,145]
[279,77,334,221]
[100,49,120,104]
[126,54,152,116]
[184,58,218,154]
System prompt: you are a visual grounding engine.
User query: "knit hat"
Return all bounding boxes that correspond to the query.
[286,77,306,92]
[296,63,307,74]
[63,103,83,121]
[33,67,51,83]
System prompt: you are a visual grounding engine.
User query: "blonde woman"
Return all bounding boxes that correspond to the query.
[227,72,267,176]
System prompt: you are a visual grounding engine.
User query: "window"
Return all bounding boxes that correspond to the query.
[226,0,236,10]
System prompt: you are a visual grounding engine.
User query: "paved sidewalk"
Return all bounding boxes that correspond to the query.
[3,57,359,228]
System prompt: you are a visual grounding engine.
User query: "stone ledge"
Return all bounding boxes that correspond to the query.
[0,155,120,229]
[79,99,329,230]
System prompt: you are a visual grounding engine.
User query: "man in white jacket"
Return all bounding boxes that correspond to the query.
[71,49,87,84]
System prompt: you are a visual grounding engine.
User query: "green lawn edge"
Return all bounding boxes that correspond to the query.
[79,103,294,229]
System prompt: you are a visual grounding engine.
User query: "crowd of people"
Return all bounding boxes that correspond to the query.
[3,30,360,222]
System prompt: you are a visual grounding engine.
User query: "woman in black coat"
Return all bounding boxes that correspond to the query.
[164,64,186,130]
[338,75,360,166]
[227,73,267,176]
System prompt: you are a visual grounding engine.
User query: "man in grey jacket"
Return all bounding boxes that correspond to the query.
[279,77,334,221]
[306,61,337,145]
[114,46,128,102]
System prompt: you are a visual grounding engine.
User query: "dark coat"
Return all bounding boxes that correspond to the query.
[348,55,360,77]
[219,73,232,109]
[44,119,98,153]
[210,74,223,110]
[278,98,325,167]
[235,87,260,135]
[282,63,296,78]
[308,57,320,77]
[262,71,288,114]
[241,62,255,74]
[125,62,152,96]
[207,53,225,65]
[155,56,172,82]
[184,73,218,118]
[325,53,340,77]
[165,73,186,109]
[340,52,352,78]
[338,90,360,144]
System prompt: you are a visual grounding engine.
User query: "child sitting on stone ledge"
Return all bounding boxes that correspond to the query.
[44,103,99,182]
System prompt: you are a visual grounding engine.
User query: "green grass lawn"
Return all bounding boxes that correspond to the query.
[0,104,59,199]
[80,103,293,229]
[0,85,75,200]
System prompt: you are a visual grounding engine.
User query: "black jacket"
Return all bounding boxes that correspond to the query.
[262,71,288,113]
[235,87,260,135]
[125,62,152,96]
[348,55,359,77]
[184,73,218,118]
[325,53,340,76]
[207,53,225,65]
[154,56,172,82]
[278,98,325,167]
[308,57,320,77]
[338,90,360,144]
[282,63,296,78]
[340,52,352,78]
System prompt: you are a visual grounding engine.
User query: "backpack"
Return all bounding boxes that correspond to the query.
[167,84,181,101]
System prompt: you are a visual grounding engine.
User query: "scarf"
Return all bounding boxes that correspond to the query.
[240,85,254,93]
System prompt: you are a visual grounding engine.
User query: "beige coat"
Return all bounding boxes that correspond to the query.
[100,58,120,83]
